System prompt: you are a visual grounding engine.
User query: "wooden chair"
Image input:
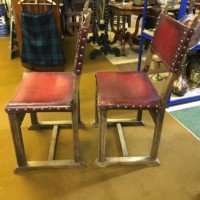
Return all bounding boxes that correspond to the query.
[93,12,199,167]
[137,0,189,70]
[5,2,91,172]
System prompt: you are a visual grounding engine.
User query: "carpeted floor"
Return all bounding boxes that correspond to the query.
[0,36,200,200]
[170,106,200,140]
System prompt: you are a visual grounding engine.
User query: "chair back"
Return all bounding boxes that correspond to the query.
[73,1,91,76]
[150,13,194,74]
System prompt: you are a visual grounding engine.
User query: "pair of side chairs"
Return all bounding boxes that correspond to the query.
[5,3,199,172]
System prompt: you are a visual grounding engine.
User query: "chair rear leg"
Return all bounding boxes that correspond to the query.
[150,111,165,160]
[77,91,85,128]
[92,83,99,127]
[72,106,81,163]
[136,109,143,121]
[30,112,39,129]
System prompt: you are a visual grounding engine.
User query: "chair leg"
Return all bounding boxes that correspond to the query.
[136,109,143,121]
[150,110,165,160]
[8,113,27,168]
[30,112,40,129]
[77,91,85,128]
[98,110,107,162]
[7,106,85,172]
[72,105,81,163]
[92,83,99,127]
[94,109,161,167]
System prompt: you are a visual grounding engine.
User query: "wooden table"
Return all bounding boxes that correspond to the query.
[109,2,182,56]
[194,2,200,9]
[149,4,182,18]
[109,2,147,56]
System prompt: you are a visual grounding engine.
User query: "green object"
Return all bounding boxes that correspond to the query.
[170,106,200,140]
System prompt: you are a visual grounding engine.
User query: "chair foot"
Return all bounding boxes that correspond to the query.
[14,160,85,173]
[94,156,160,167]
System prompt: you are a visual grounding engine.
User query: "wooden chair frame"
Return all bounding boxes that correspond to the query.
[5,1,91,172]
[93,11,199,167]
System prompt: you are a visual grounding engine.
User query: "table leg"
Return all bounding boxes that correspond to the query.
[121,15,126,56]
[125,14,143,52]
[109,14,143,56]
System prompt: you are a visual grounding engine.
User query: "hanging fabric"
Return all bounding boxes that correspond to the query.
[20,3,65,66]
[0,0,9,37]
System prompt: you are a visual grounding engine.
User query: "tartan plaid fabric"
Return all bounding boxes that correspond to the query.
[21,10,65,66]
[0,4,9,37]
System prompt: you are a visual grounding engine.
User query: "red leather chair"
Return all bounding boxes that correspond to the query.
[94,12,199,167]
[5,3,91,172]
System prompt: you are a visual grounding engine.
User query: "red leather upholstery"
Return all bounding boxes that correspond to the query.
[94,12,198,166]
[151,14,194,73]
[6,72,75,113]
[96,71,160,110]
[4,1,92,172]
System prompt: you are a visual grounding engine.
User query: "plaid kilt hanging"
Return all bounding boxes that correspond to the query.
[21,9,65,66]
[0,3,9,37]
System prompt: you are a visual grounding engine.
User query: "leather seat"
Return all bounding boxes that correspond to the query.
[93,11,199,167]
[5,1,91,172]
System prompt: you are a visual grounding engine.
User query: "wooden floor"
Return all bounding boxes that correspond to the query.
[0,36,200,200]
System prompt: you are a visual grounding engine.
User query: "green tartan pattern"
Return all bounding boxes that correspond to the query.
[21,10,65,66]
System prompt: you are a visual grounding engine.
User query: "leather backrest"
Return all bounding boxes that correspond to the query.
[73,25,89,75]
[151,14,194,73]
[73,1,91,75]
